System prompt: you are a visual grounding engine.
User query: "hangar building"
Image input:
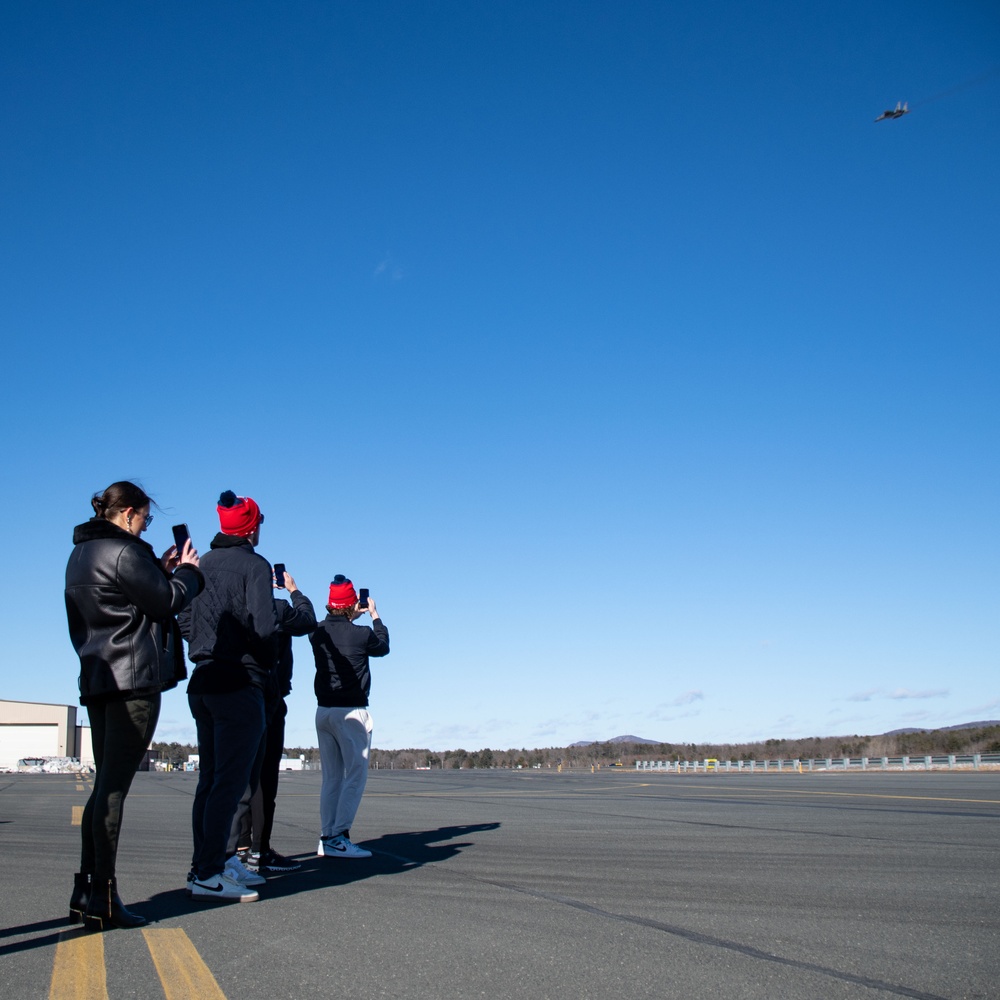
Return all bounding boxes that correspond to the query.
[0,700,94,770]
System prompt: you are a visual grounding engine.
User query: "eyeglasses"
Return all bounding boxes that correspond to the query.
[143,513,154,530]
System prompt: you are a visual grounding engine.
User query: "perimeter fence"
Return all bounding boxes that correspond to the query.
[633,754,1000,773]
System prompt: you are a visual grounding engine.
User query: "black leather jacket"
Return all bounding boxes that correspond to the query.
[65,518,205,704]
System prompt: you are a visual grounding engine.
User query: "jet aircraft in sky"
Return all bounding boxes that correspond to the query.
[874,101,910,122]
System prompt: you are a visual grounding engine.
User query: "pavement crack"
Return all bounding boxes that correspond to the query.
[392,855,949,1000]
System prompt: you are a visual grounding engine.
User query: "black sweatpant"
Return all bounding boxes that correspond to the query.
[189,686,266,880]
[236,697,288,852]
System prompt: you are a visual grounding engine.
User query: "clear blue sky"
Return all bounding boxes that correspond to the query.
[2,2,997,752]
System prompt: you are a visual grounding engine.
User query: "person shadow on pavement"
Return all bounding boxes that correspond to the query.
[138,821,502,920]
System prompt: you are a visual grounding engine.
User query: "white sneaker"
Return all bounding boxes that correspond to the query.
[318,835,372,859]
[225,854,266,886]
[191,872,259,902]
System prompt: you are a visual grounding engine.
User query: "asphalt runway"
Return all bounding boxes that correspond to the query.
[1,768,997,999]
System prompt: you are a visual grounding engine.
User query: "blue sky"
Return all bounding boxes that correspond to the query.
[2,2,997,752]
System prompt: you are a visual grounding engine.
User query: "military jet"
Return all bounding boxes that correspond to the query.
[874,101,910,122]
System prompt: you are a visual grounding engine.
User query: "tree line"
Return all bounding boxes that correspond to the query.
[150,724,1000,771]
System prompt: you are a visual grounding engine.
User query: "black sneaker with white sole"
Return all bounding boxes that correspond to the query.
[259,849,302,872]
[237,848,261,872]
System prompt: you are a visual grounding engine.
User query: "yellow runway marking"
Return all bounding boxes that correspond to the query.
[282,778,1000,807]
[49,930,108,1000]
[363,786,629,798]
[623,781,1000,806]
[75,783,84,792]
[71,805,84,826]
[143,928,229,1000]
[355,781,1000,807]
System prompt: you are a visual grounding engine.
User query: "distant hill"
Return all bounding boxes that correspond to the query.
[570,735,660,747]
[884,720,999,736]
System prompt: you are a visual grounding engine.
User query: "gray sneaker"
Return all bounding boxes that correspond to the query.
[225,854,266,886]
[318,834,372,859]
[191,872,259,902]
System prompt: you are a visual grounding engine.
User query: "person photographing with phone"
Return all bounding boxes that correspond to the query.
[65,480,203,930]
[179,490,277,902]
[232,564,316,875]
[310,576,389,859]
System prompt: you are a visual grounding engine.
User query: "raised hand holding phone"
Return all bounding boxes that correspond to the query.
[172,523,190,554]
[164,523,199,570]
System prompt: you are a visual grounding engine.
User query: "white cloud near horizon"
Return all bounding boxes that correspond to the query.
[888,688,948,700]
[847,687,948,703]
[847,688,880,703]
[671,690,704,706]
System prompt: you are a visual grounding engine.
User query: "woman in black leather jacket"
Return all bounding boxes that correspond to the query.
[64,481,203,931]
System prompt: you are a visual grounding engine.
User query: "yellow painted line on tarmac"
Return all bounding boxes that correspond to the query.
[71,805,84,826]
[281,779,1000,807]
[623,781,1000,806]
[75,783,84,792]
[143,928,229,1000]
[277,788,540,798]
[49,930,108,1000]
[363,786,629,798]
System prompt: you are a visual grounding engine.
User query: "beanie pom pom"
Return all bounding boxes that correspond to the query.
[216,492,262,536]
[327,576,357,608]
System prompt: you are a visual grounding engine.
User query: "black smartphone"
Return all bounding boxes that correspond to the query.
[273,563,286,589]
[172,523,190,554]
[358,588,369,609]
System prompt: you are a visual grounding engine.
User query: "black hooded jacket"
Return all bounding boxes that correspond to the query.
[179,533,279,693]
[65,518,205,704]
[271,590,317,700]
[311,614,389,708]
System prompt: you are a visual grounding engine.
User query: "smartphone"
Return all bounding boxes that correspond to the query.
[172,523,190,555]
[358,588,369,610]
[273,563,286,589]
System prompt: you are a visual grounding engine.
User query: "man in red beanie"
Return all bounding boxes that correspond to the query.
[310,575,389,859]
[179,490,277,901]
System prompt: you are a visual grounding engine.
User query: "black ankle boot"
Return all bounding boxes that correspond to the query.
[69,872,91,924]
[84,877,147,931]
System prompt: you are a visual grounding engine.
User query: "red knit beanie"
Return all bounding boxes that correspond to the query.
[217,491,263,537]
[327,575,358,608]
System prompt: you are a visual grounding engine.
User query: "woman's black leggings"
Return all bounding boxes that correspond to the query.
[81,695,160,878]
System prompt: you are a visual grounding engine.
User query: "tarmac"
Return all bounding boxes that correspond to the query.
[2,768,998,999]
